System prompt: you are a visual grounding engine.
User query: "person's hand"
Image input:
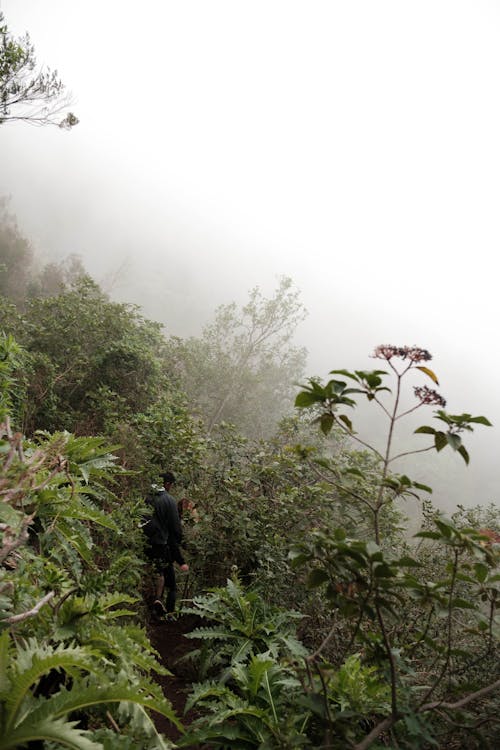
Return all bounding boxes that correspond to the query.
[179,563,189,572]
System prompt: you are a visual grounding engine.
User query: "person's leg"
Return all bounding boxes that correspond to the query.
[164,563,177,613]
[151,545,167,615]
[155,573,165,600]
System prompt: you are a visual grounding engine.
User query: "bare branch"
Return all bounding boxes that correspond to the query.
[389,445,435,463]
[5,590,55,624]
[353,716,396,750]
[419,677,500,714]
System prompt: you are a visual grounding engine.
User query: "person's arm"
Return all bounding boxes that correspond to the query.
[166,495,188,568]
[170,543,186,566]
[165,495,183,544]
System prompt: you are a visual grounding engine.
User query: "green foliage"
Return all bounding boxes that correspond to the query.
[182,576,307,680]
[10,276,170,435]
[0,633,175,748]
[0,380,182,746]
[3,228,500,750]
[179,582,392,749]
[291,345,500,748]
[0,333,22,422]
[415,411,492,465]
[327,653,391,715]
[179,578,311,748]
[179,653,310,749]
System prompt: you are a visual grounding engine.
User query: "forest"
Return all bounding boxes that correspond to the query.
[1,9,499,750]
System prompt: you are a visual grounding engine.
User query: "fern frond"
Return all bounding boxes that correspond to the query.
[92,592,138,611]
[115,701,172,749]
[25,680,182,731]
[54,520,94,564]
[62,502,118,530]
[238,655,275,698]
[185,626,245,641]
[86,624,170,675]
[184,681,242,713]
[5,643,98,730]
[0,715,101,750]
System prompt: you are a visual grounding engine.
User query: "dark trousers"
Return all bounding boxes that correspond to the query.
[164,562,177,612]
[147,543,177,612]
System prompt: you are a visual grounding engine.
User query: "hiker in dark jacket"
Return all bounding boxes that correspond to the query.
[144,471,189,616]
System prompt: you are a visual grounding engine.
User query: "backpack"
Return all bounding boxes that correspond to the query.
[139,510,159,542]
[140,492,165,545]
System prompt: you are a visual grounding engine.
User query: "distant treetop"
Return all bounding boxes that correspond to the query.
[0,11,78,128]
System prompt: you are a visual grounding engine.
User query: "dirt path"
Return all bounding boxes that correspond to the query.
[147,613,203,748]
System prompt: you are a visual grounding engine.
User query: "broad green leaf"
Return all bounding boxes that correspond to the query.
[0,504,23,527]
[295,391,321,408]
[337,414,353,432]
[247,655,274,697]
[413,481,433,493]
[473,563,489,583]
[434,432,447,451]
[414,531,441,540]
[330,369,361,381]
[468,415,492,426]
[320,413,334,435]
[364,374,382,388]
[414,425,436,435]
[63,504,118,530]
[343,467,364,478]
[373,563,393,578]
[435,519,453,538]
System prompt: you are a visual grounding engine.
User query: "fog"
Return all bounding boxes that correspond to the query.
[1,0,499,513]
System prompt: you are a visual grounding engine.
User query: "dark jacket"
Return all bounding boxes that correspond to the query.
[144,489,185,564]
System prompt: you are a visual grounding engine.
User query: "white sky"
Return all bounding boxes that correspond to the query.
[1,0,500,510]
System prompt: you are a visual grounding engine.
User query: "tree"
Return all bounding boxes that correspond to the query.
[0,198,86,306]
[167,277,308,439]
[291,345,499,748]
[0,11,77,128]
[4,276,170,435]
[0,197,34,303]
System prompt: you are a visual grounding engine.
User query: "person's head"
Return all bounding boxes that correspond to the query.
[159,470,176,491]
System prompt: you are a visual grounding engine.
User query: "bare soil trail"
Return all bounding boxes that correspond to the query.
[147,613,204,749]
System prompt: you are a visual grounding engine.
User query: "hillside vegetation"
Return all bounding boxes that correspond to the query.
[1,212,499,749]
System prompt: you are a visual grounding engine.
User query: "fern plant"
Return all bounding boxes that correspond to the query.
[0,344,184,748]
[179,653,311,749]
[181,576,307,679]
[0,631,180,749]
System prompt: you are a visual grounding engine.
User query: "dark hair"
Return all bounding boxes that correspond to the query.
[159,471,176,484]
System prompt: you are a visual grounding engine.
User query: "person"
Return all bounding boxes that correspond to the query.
[143,470,189,617]
[177,496,200,524]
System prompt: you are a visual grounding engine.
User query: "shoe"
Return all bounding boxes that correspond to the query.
[153,599,167,617]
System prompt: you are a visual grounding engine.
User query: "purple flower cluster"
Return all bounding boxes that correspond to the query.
[372,345,432,363]
[414,386,446,407]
